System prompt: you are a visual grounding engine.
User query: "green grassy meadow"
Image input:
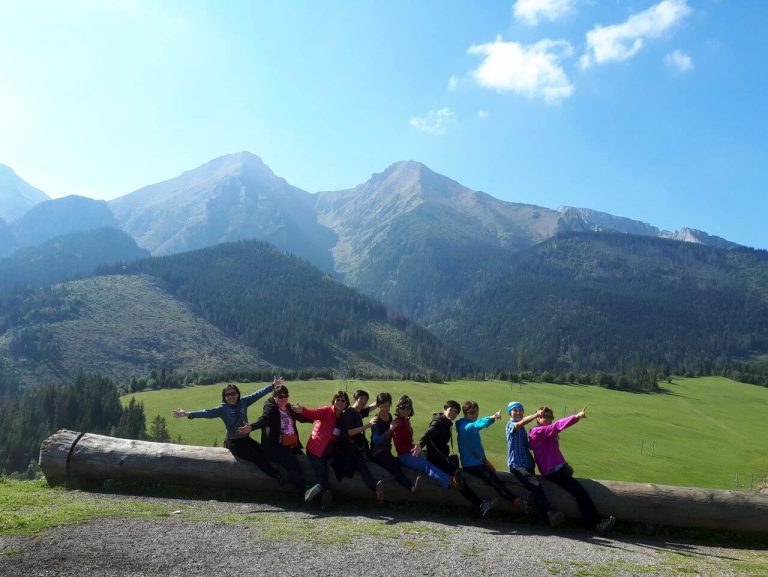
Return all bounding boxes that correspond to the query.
[121,376,768,491]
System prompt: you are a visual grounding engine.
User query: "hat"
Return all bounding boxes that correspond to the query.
[506,401,524,414]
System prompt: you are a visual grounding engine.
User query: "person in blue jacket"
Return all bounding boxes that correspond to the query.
[172,378,283,479]
[455,400,522,512]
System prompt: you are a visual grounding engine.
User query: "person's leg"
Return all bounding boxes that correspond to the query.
[511,467,553,516]
[545,468,600,527]
[228,437,280,478]
[371,452,413,490]
[464,465,517,501]
[273,446,306,492]
[354,455,379,493]
[399,453,450,488]
[307,452,330,491]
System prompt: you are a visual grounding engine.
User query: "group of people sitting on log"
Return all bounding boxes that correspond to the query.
[172,378,616,533]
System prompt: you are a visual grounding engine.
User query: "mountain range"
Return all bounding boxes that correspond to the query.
[1,152,765,385]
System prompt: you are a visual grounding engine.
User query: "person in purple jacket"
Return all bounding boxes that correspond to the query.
[528,405,615,533]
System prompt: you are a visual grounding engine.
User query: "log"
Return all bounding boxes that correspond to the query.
[40,430,768,533]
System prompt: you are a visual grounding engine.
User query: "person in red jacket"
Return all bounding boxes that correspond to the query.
[293,390,349,511]
[391,395,453,489]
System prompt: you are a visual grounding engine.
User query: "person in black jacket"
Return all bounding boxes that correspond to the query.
[419,400,496,517]
[237,384,308,493]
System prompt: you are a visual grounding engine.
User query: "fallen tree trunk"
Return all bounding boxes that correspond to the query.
[40,430,768,533]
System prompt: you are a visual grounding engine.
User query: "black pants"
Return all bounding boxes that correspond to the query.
[463,464,517,502]
[370,450,413,490]
[334,452,379,493]
[544,467,600,527]
[227,436,280,478]
[267,445,306,491]
[426,452,483,507]
[510,466,553,516]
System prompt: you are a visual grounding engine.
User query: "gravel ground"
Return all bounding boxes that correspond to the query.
[2,492,766,577]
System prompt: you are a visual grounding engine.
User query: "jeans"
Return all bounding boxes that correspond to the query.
[307,452,332,491]
[398,452,450,489]
[370,451,414,490]
[425,451,483,506]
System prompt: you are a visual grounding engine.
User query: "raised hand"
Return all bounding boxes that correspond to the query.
[272,376,285,388]
[577,406,587,419]
[492,410,502,420]
[172,408,187,418]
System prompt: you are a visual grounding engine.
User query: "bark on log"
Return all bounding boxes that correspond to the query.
[40,430,768,533]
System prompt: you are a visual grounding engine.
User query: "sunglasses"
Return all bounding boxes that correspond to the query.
[276,394,289,400]
[224,392,239,398]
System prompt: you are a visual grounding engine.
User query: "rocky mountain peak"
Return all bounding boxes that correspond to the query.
[0,163,50,222]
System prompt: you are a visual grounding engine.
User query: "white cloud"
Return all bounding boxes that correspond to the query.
[448,75,460,91]
[478,109,490,119]
[665,49,693,71]
[468,36,574,103]
[513,0,574,26]
[409,108,456,135]
[580,0,692,68]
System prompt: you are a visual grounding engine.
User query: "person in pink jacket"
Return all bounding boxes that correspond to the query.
[293,390,349,511]
[528,406,615,533]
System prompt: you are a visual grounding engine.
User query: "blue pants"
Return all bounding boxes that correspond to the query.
[398,452,450,488]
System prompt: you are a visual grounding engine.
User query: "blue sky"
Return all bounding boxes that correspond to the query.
[1,0,766,249]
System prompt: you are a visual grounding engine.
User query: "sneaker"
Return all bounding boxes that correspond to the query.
[411,475,422,494]
[375,480,385,503]
[547,510,565,528]
[595,515,616,534]
[480,498,498,517]
[512,496,531,514]
[321,489,334,512]
[304,483,321,502]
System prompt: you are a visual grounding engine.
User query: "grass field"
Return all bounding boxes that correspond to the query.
[121,376,768,491]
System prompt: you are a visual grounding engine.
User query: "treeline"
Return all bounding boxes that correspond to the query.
[0,373,174,476]
[100,240,471,374]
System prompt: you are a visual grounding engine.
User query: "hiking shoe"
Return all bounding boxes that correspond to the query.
[411,475,422,494]
[375,480,385,503]
[321,489,334,512]
[547,510,565,528]
[513,496,531,514]
[595,515,616,534]
[480,498,498,518]
[304,483,321,502]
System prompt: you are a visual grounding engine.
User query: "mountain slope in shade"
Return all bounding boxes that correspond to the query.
[10,195,117,249]
[0,164,49,223]
[428,232,768,371]
[0,218,14,258]
[0,274,268,385]
[0,227,150,291]
[109,152,337,271]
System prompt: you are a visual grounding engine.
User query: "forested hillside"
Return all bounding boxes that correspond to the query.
[114,240,470,374]
[430,233,768,375]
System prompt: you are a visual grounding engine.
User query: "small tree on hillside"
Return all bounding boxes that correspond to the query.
[147,415,171,443]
